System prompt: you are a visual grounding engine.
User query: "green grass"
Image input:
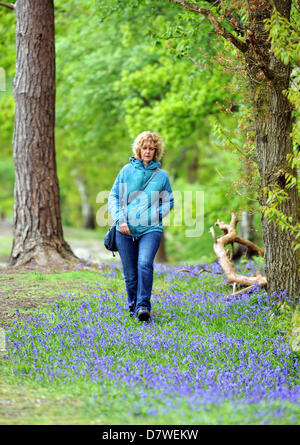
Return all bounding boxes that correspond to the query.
[63,225,107,240]
[0,263,299,425]
[0,235,12,259]
[0,379,297,425]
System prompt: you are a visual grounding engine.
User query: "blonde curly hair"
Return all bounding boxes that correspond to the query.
[132,131,164,162]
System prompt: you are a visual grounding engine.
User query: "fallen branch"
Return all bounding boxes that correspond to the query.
[177,267,208,274]
[235,236,264,257]
[210,211,267,287]
[225,284,256,300]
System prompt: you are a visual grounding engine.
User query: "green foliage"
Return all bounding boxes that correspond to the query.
[0,6,16,160]
[265,3,300,66]
[266,2,300,153]
[117,52,234,148]
[0,159,14,217]
[260,183,300,251]
[54,0,132,225]
[0,6,16,219]
[53,0,252,247]
[268,300,297,342]
[0,0,264,260]
[253,3,300,253]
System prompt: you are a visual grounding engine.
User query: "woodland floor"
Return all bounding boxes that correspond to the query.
[1,220,299,426]
[0,220,119,327]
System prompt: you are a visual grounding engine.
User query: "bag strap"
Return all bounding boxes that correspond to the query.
[140,167,160,191]
[118,168,160,222]
[129,168,159,201]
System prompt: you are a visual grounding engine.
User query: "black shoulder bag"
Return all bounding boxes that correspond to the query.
[104,168,160,256]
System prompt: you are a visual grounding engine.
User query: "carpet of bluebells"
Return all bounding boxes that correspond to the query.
[3,260,300,424]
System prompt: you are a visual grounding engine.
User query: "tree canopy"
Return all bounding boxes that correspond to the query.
[0,0,298,287]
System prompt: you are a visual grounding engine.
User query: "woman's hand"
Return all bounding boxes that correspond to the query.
[119,222,130,235]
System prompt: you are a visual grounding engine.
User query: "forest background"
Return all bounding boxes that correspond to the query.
[0,0,264,266]
[0,0,299,426]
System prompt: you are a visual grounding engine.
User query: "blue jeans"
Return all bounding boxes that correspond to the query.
[116,230,162,315]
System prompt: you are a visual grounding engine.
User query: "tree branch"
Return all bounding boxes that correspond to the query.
[203,0,221,4]
[226,284,256,300]
[235,236,264,257]
[168,0,249,53]
[210,211,267,287]
[0,1,15,11]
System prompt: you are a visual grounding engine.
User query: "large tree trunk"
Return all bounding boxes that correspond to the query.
[9,0,78,268]
[246,0,300,302]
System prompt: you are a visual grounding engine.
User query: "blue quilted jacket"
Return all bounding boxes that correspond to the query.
[108,156,174,238]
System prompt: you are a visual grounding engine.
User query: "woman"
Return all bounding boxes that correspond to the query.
[108,131,174,321]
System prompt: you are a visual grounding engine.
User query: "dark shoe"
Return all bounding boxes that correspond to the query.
[137,308,150,321]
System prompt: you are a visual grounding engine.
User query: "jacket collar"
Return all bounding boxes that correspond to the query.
[129,156,161,170]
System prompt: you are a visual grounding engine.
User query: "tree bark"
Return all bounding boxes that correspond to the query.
[9,0,79,268]
[233,211,256,259]
[245,0,300,301]
[73,176,96,229]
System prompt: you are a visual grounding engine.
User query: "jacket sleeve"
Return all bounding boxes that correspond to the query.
[159,174,174,219]
[108,169,127,225]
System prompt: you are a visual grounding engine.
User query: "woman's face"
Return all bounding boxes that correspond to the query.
[140,146,156,166]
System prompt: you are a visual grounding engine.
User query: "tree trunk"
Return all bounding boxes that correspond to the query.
[9,0,78,268]
[74,177,96,230]
[233,211,256,259]
[246,0,300,302]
